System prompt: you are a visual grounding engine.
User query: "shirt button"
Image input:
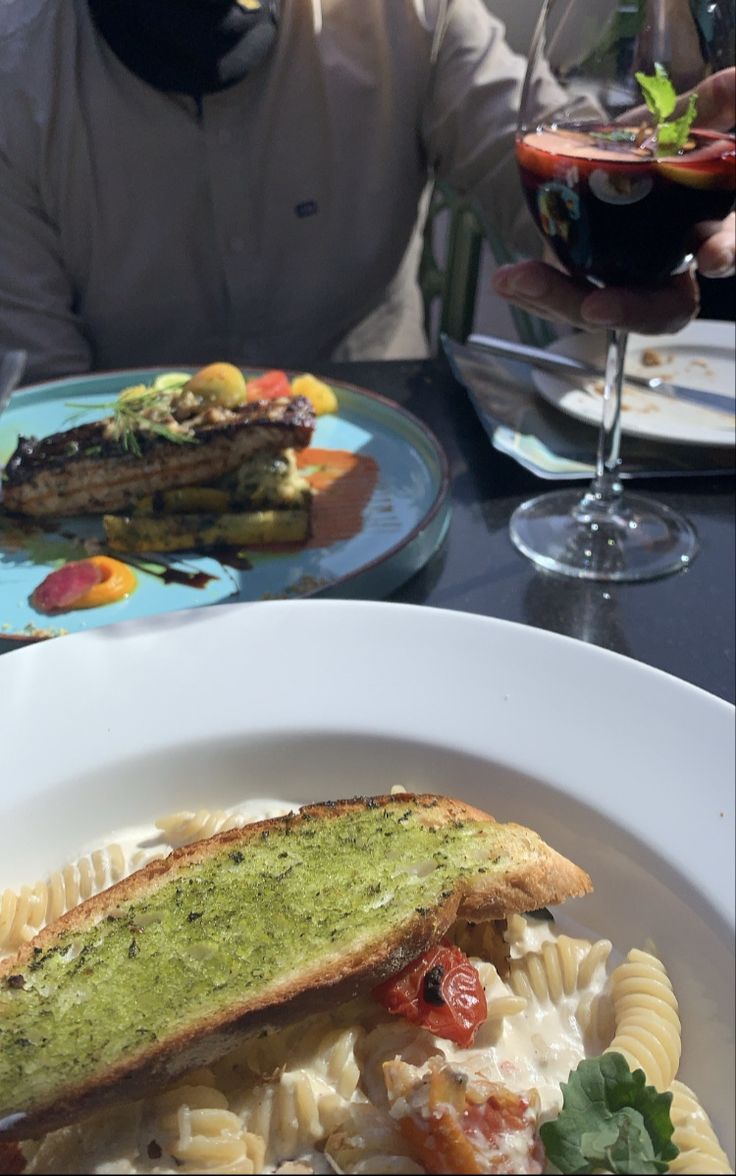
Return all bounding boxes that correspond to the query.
[230,235,245,253]
[217,128,232,146]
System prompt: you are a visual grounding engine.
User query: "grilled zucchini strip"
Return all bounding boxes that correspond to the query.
[104,508,310,552]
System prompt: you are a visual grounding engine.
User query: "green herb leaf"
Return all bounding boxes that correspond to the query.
[591,129,638,145]
[141,419,198,446]
[656,93,698,153]
[635,63,698,154]
[539,1053,679,1175]
[635,62,677,122]
[65,381,199,456]
[64,400,115,419]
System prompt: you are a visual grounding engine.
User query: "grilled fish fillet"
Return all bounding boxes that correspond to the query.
[1,397,315,517]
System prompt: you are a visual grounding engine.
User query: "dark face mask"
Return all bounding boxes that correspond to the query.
[88,0,279,98]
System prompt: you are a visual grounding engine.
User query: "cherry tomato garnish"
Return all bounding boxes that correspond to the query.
[373,941,487,1047]
[247,369,292,400]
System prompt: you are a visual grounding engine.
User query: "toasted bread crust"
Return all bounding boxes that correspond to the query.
[0,794,591,1140]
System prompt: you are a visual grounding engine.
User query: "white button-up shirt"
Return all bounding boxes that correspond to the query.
[0,0,546,383]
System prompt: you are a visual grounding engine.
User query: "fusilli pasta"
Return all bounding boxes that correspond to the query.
[470,958,528,1043]
[575,987,617,1050]
[228,1026,364,1166]
[150,1079,267,1173]
[508,934,612,1004]
[504,912,529,947]
[667,1080,734,1174]
[605,948,681,1091]
[0,845,128,953]
[155,802,293,848]
[155,809,251,846]
[165,1105,265,1174]
[325,1103,426,1175]
[358,1021,441,1109]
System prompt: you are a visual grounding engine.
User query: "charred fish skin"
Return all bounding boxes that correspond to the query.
[1,397,315,518]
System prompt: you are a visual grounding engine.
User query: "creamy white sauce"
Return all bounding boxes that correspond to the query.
[430,922,611,1120]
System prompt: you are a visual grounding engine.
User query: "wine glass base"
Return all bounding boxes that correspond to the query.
[510,489,698,582]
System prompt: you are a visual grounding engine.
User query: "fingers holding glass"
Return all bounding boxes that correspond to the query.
[492,262,701,333]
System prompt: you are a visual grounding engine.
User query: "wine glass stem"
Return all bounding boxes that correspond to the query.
[592,327,628,505]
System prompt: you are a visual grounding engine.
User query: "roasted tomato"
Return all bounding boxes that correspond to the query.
[385,1059,545,1176]
[0,1141,25,1175]
[246,369,292,401]
[31,558,103,613]
[31,556,137,614]
[373,941,487,1047]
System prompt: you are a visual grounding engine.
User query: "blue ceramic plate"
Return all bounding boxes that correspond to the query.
[0,369,449,640]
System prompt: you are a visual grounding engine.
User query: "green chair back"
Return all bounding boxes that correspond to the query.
[420,181,556,349]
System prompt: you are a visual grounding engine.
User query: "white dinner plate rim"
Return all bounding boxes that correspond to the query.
[533,319,736,448]
[1,598,733,932]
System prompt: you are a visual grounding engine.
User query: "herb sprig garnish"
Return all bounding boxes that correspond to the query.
[591,128,640,145]
[635,63,698,154]
[66,388,198,457]
[540,1053,679,1175]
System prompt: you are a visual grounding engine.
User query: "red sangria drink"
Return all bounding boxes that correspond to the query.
[517,124,736,287]
[509,0,734,583]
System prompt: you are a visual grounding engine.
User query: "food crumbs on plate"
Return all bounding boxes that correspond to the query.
[589,380,657,413]
[687,357,715,376]
[259,573,332,600]
[31,556,137,614]
[641,347,665,366]
[20,623,70,640]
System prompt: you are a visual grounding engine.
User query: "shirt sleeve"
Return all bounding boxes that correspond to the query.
[420,0,556,259]
[0,146,92,385]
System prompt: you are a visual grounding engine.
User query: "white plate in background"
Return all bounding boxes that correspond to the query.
[0,599,733,1157]
[534,319,736,447]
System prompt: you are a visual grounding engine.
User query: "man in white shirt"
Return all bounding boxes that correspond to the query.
[0,0,733,384]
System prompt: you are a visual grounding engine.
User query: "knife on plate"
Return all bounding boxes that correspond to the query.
[466,333,736,417]
[0,350,28,421]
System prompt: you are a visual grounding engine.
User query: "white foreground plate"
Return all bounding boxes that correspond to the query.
[534,319,736,447]
[1,600,734,1156]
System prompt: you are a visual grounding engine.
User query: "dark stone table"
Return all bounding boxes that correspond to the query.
[340,357,735,705]
[2,355,734,703]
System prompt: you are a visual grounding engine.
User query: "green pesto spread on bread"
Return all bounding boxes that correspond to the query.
[0,794,591,1141]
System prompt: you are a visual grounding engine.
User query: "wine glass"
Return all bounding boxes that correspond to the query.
[509,0,735,581]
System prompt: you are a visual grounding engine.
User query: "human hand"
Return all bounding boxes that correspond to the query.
[493,68,735,335]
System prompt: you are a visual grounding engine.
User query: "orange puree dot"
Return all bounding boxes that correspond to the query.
[73,556,137,608]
